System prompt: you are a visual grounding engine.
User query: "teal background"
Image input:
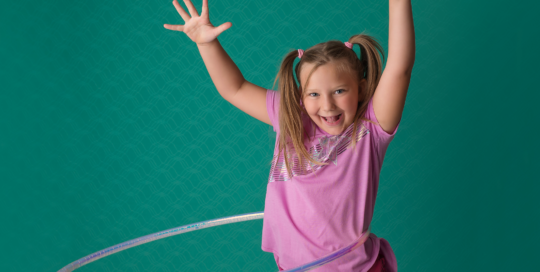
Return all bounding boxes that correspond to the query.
[1,0,539,271]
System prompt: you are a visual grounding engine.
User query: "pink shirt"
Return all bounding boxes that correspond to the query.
[261,89,400,272]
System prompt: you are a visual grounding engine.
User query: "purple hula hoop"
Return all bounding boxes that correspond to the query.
[58,211,371,272]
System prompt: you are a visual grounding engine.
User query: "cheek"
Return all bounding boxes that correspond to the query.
[345,102,359,116]
[303,104,316,115]
[306,109,320,121]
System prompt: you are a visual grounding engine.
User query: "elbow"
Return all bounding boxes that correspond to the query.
[404,65,414,77]
[403,61,415,76]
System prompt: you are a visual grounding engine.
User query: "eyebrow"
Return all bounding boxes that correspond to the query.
[306,84,348,92]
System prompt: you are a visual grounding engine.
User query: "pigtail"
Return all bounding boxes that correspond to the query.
[344,34,386,151]
[270,50,327,179]
[349,34,385,103]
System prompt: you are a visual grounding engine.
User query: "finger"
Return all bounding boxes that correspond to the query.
[163,24,184,32]
[201,0,208,17]
[172,0,190,22]
[183,0,200,17]
[213,22,232,36]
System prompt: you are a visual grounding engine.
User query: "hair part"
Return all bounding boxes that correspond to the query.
[270,33,386,178]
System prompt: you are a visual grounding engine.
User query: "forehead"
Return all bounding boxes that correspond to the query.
[299,61,354,89]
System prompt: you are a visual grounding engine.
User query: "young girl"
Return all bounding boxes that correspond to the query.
[164,0,415,271]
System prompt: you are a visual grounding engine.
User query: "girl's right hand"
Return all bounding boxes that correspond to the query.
[164,0,232,46]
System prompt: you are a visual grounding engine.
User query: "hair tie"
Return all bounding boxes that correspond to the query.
[344,41,353,49]
[297,49,304,59]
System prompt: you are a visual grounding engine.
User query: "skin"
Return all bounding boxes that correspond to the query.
[299,60,367,136]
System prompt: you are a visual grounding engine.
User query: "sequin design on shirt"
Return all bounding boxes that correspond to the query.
[268,122,370,182]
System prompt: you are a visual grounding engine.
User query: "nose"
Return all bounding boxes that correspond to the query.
[321,95,336,112]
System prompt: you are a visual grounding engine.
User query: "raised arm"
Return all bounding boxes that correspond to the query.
[164,0,270,125]
[372,0,416,134]
[197,40,271,125]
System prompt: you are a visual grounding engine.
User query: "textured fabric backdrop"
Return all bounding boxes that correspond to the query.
[1,0,539,271]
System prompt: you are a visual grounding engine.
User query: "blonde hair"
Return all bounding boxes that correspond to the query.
[270,33,386,178]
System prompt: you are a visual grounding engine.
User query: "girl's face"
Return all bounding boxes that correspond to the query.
[299,61,365,136]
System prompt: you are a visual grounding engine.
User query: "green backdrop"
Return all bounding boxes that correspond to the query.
[1,0,539,271]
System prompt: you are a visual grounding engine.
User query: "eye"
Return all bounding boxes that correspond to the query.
[307,89,345,97]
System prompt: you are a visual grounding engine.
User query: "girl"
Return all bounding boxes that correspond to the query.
[164,0,415,271]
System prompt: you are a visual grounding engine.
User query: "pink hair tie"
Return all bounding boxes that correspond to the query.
[344,42,353,49]
[297,49,304,59]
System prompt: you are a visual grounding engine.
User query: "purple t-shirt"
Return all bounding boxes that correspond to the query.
[261,89,400,272]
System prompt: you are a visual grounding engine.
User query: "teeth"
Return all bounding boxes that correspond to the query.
[322,114,340,123]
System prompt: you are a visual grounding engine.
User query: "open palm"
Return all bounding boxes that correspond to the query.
[164,0,232,45]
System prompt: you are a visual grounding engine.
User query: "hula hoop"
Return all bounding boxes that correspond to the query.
[57,211,371,272]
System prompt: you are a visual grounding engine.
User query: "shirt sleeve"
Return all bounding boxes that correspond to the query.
[364,96,400,155]
[266,89,280,133]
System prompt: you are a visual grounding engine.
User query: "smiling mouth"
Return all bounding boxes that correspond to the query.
[320,114,342,121]
[320,114,343,125]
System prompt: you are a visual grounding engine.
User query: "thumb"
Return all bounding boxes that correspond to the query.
[213,22,232,36]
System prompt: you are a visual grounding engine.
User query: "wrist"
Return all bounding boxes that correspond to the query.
[197,39,219,47]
